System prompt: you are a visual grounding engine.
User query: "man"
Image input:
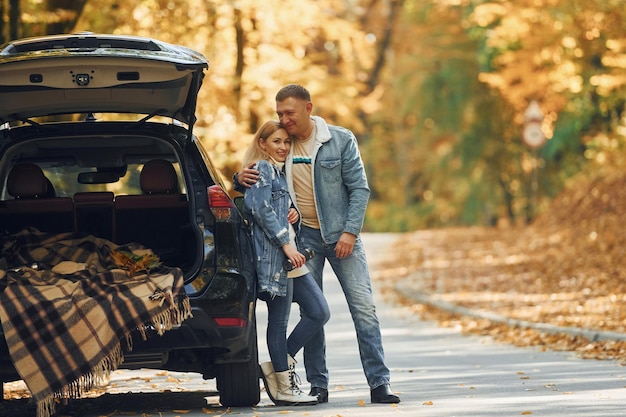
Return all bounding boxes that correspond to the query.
[236,84,400,404]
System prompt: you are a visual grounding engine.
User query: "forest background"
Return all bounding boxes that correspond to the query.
[1,0,625,233]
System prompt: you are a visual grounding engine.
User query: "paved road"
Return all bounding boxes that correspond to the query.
[2,233,626,416]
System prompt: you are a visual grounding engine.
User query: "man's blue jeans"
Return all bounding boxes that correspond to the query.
[299,225,391,389]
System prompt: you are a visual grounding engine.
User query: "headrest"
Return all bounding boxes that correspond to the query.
[140,159,178,194]
[7,163,48,198]
[44,178,56,197]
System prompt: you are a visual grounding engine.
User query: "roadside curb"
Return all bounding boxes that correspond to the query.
[396,281,626,342]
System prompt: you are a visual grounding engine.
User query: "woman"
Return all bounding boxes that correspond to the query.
[242,121,330,406]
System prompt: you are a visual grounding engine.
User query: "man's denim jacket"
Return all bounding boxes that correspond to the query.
[243,159,297,298]
[235,116,370,246]
[285,116,370,244]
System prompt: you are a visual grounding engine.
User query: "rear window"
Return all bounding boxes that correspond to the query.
[39,162,186,198]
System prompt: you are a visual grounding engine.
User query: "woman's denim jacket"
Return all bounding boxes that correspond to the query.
[243,159,298,298]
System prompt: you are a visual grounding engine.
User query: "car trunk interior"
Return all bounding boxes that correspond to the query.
[0,132,198,273]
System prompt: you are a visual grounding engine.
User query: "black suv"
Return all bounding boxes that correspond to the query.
[0,33,259,407]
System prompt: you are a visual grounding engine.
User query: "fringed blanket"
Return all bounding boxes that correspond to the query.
[0,229,192,417]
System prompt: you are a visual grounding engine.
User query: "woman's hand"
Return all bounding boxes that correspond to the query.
[282,243,305,269]
[287,207,299,225]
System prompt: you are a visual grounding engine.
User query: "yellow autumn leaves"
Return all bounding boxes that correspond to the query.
[111,249,161,276]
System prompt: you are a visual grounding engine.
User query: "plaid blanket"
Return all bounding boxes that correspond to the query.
[0,229,192,417]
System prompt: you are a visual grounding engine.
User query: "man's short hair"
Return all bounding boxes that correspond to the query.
[276,84,311,102]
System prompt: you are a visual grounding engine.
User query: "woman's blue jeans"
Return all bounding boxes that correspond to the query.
[299,225,391,390]
[265,272,330,372]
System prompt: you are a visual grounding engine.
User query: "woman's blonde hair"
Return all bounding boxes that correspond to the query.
[242,120,284,167]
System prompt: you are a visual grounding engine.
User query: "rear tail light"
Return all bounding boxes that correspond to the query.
[208,185,235,221]
[214,317,246,327]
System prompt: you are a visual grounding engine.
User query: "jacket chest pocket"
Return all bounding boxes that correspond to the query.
[319,158,341,184]
[271,189,288,202]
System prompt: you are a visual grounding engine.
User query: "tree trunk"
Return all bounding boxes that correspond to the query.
[9,0,20,40]
[46,0,89,35]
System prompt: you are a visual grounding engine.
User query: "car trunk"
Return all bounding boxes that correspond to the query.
[0,124,202,276]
